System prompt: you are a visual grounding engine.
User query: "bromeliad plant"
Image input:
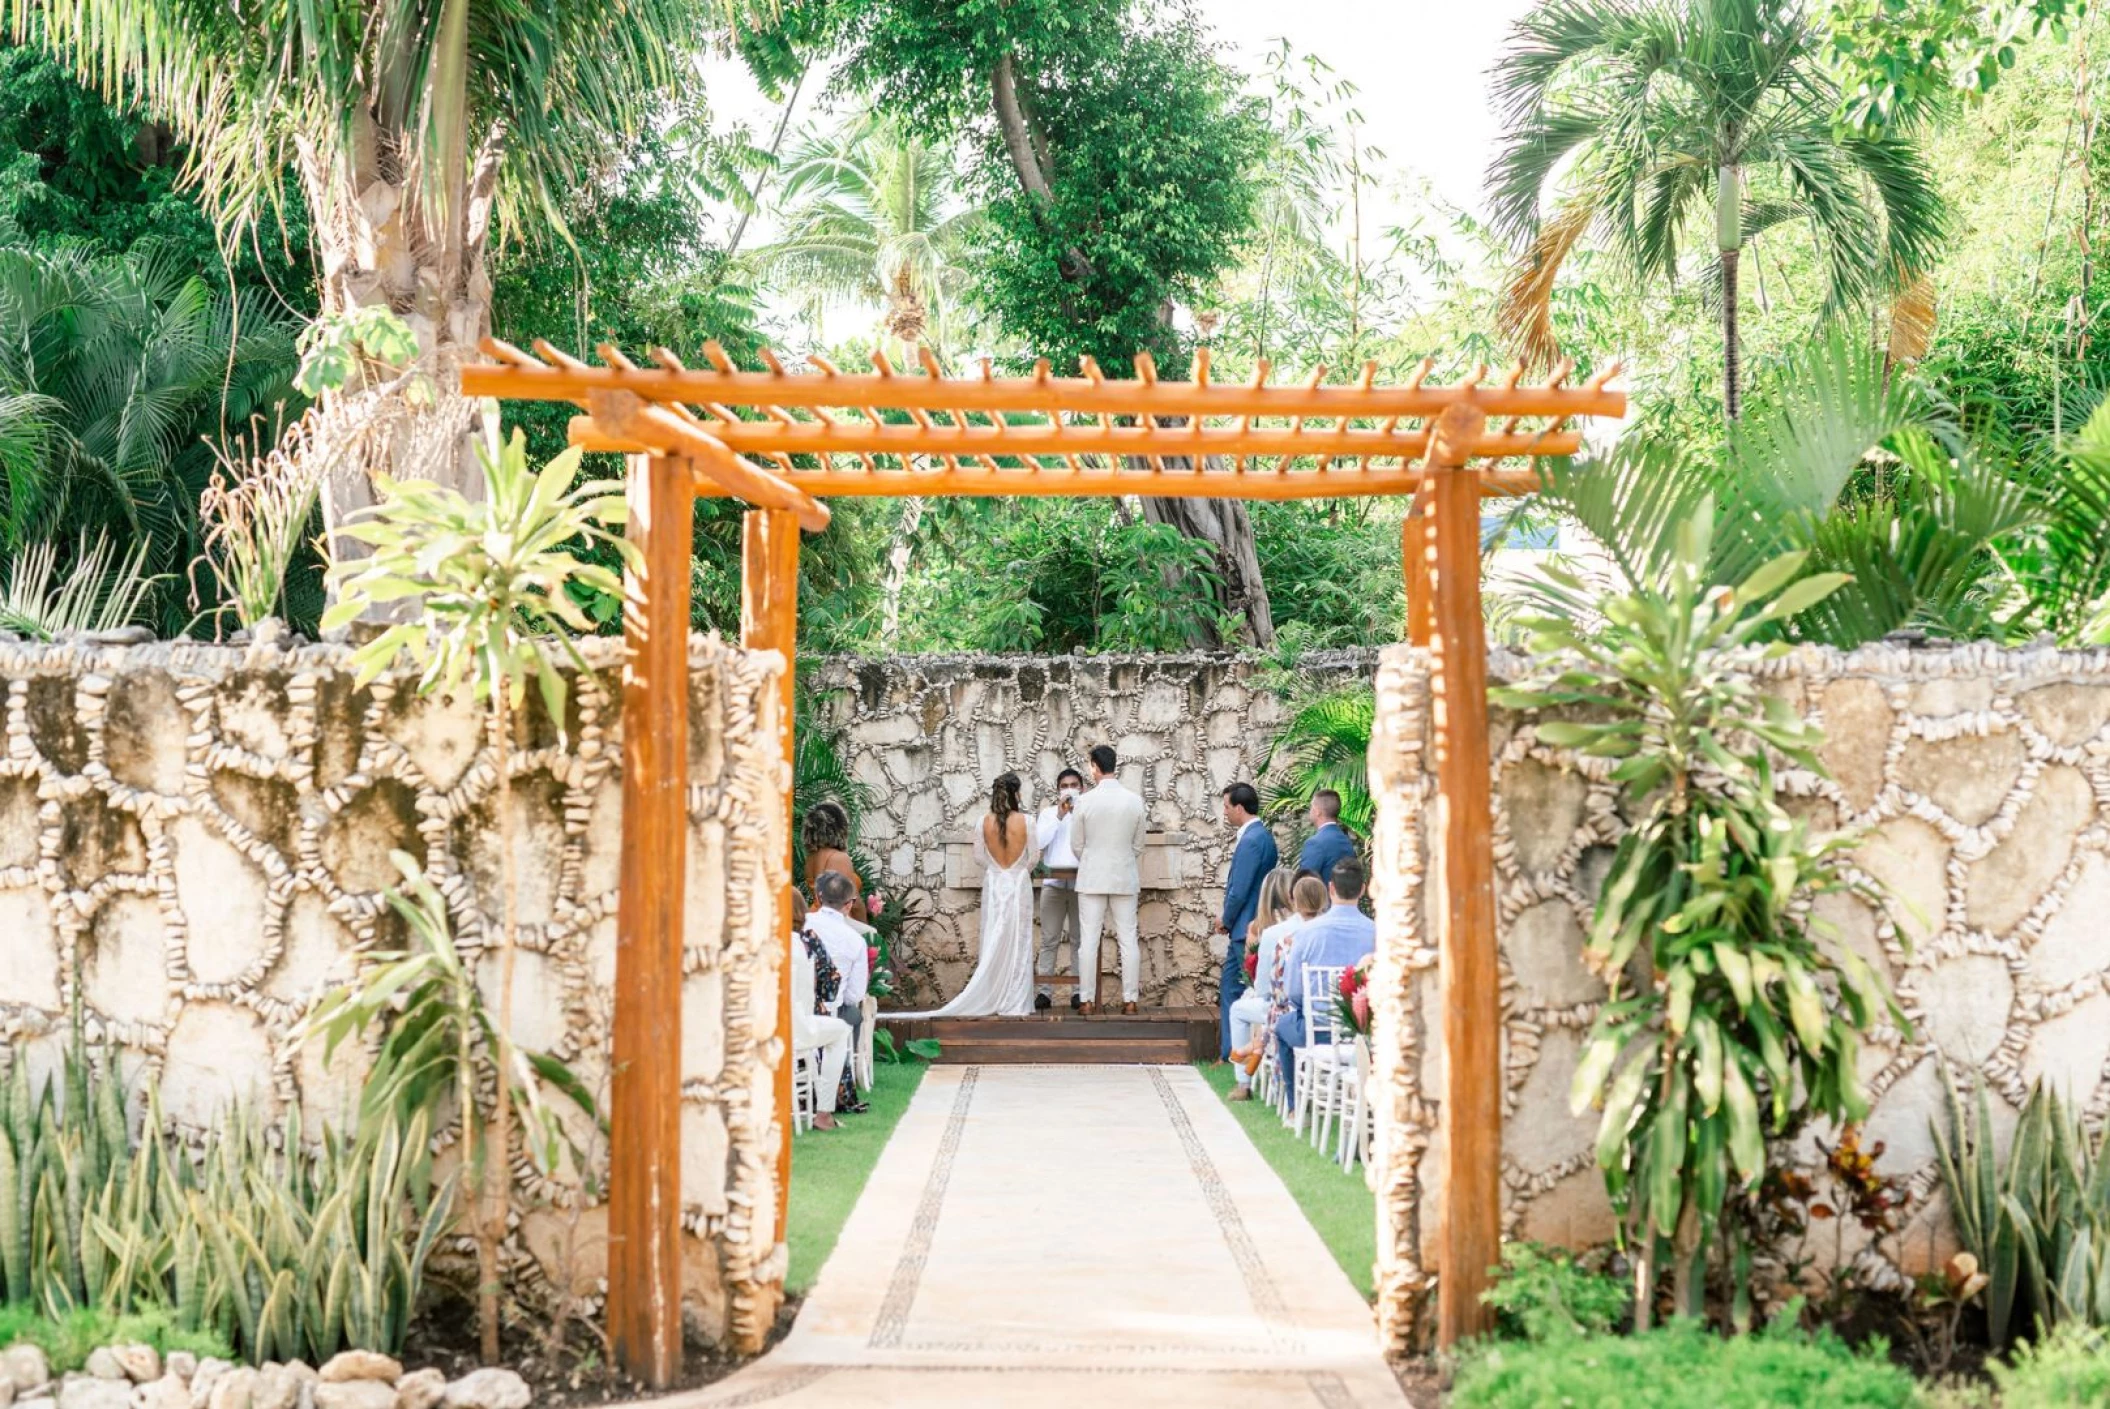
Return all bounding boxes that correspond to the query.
[1494,504,1904,1327]
[324,427,626,1361]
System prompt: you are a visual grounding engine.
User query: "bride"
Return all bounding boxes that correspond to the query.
[898,772,1039,1018]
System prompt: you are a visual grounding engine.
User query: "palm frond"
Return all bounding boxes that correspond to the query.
[1499,198,1596,370]
[0,532,159,639]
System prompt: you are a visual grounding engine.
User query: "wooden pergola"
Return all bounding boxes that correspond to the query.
[459,337,1624,1383]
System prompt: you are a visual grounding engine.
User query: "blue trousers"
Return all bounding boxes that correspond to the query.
[1219,939,1247,1060]
[1275,1010,1307,1106]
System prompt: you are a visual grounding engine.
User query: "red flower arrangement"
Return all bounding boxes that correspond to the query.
[1333,955,1373,1038]
[1242,945,1260,983]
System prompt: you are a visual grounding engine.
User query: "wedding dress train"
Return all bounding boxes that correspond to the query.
[896,827,1039,1018]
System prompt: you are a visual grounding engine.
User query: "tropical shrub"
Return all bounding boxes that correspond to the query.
[1990,1324,2110,1408]
[1495,506,1902,1325]
[325,429,625,1358]
[1481,1241,1630,1343]
[1260,685,1375,842]
[1935,1074,2110,1347]
[0,1306,231,1376]
[1451,1317,1918,1408]
[0,243,297,632]
[0,1031,450,1363]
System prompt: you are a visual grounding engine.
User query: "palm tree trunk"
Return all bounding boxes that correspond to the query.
[1719,246,1741,420]
[302,113,500,590]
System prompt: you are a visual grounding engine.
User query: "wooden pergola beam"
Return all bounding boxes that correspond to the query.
[463,357,1623,422]
[586,391,831,532]
[567,417,1583,463]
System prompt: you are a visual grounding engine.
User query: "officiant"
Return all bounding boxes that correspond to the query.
[1033,766,1086,1011]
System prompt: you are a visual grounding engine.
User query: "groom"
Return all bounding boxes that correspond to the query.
[1069,744,1149,1014]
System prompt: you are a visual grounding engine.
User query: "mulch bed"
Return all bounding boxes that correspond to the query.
[400,1295,800,1406]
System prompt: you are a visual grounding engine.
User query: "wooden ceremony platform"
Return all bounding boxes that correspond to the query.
[880,1007,1218,1066]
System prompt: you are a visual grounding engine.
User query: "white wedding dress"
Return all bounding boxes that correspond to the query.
[897,821,1039,1018]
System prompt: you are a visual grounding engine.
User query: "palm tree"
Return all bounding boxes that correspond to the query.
[0,244,298,630]
[16,0,776,522]
[756,113,975,360]
[1534,333,2039,643]
[756,113,974,644]
[1487,0,1946,418]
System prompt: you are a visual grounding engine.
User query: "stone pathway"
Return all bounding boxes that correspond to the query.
[664,1065,1407,1407]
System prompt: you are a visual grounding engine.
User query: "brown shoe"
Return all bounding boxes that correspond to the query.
[1078,1001,1097,1016]
[1121,1001,1138,1015]
[1226,1086,1254,1103]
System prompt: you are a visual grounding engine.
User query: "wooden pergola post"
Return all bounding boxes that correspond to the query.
[1424,402,1502,1348]
[1403,491,1435,647]
[608,451,692,1388]
[741,509,801,1242]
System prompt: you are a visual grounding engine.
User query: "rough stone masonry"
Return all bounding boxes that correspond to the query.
[806,651,1377,1009]
[0,633,789,1352]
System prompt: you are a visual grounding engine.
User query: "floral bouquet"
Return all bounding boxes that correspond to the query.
[1242,945,1260,984]
[868,942,895,1000]
[1334,954,1373,1038]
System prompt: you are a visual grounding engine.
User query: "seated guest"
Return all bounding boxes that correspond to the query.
[789,893,852,1131]
[1298,789,1356,884]
[803,802,868,923]
[809,870,873,1114]
[1266,876,1331,1035]
[1224,867,1298,1101]
[1273,857,1376,1108]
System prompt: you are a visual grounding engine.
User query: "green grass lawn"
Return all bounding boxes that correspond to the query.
[786,1059,927,1294]
[1197,1060,1377,1299]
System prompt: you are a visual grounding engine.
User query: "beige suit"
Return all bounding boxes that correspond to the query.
[1069,776,1149,1003]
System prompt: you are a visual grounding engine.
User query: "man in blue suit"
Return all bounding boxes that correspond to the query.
[1274,856,1376,1107]
[1215,782,1277,1060]
[1298,789,1356,884]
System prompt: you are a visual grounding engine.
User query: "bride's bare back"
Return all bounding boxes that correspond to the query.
[982,810,1030,867]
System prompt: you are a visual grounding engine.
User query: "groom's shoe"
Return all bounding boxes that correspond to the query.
[1121,1001,1138,1015]
[1035,992,1052,1011]
[1078,1001,1097,1016]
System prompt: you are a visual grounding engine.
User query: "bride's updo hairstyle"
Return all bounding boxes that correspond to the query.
[990,772,1023,836]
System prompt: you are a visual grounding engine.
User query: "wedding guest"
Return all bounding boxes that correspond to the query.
[1273,857,1376,1108]
[1215,782,1278,1059]
[803,802,868,923]
[1298,790,1356,884]
[1223,867,1298,1101]
[789,893,851,1131]
[1034,767,1086,1010]
[809,870,872,1114]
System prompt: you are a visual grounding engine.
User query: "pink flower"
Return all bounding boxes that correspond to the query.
[868,893,887,916]
[1352,989,1371,1029]
[867,945,880,968]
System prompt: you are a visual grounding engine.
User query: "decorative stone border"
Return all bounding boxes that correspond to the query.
[0,633,787,1350]
[1370,640,2110,1353]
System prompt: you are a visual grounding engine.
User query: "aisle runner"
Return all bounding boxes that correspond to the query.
[660,1066,1407,1408]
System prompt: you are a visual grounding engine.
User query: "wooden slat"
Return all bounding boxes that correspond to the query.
[1425,401,1501,1350]
[607,452,691,1389]
[1403,491,1436,647]
[741,508,801,1264]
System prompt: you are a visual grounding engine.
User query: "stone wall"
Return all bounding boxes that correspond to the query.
[0,634,789,1351]
[1370,640,2110,1353]
[808,652,1376,1008]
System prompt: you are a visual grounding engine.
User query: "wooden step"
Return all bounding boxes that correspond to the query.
[927,1017,1185,1042]
[931,1039,1193,1066]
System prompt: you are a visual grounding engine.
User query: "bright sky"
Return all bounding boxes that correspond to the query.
[1201,0,1541,222]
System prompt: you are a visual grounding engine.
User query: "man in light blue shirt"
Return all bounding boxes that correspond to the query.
[1274,856,1375,1107]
